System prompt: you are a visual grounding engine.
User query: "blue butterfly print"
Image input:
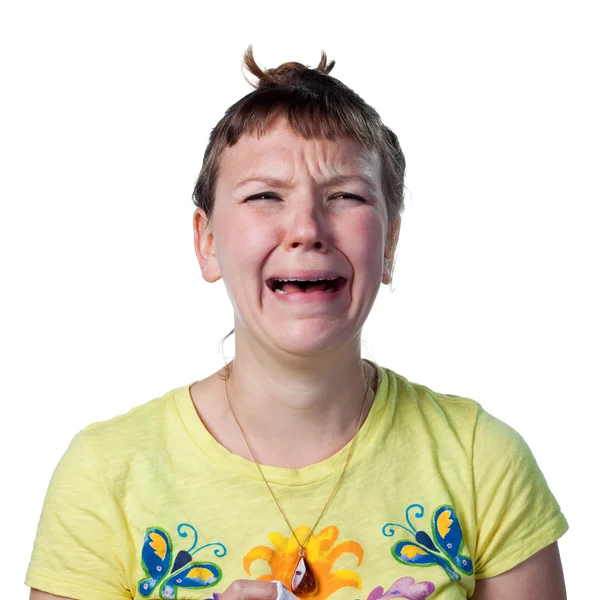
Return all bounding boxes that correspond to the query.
[138,523,227,599]
[382,504,473,581]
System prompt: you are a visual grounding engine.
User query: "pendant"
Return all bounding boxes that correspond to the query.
[291,553,318,597]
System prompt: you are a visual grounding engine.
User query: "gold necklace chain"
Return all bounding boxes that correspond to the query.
[224,360,373,554]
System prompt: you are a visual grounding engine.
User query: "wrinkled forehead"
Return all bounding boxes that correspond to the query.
[218,116,382,189]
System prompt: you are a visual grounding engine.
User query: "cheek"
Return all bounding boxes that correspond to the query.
[217,217,274,276]
[237,220,275,258]
[341,216,386,267]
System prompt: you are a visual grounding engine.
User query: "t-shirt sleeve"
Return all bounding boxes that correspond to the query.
[471,406,568,579]
[25,431,131,599]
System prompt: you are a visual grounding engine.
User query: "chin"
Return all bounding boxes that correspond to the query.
[269,325,353,358]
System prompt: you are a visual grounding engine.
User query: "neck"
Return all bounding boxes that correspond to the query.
[221,341,377,468]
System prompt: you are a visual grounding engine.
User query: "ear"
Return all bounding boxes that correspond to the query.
[382,218,401,285]
[193,208,222,283]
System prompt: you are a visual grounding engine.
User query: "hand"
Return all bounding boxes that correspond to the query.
[219,579,295,600]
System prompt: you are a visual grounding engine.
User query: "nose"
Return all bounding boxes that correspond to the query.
[283,196,329,251]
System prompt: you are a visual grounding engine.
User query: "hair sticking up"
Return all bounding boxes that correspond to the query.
[242,45,335,89]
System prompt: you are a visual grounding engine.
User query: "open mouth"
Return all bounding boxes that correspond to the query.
[267,277,346,295]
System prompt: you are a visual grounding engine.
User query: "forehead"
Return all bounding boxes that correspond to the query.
[218,117,381,186]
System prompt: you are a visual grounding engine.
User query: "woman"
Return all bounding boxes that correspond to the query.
[27,47,568,600]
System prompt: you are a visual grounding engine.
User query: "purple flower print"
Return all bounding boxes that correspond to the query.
[366,576,435,600]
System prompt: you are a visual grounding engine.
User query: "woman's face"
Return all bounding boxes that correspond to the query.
[194,116,398,358]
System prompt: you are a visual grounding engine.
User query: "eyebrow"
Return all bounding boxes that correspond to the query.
[234,174,378,193]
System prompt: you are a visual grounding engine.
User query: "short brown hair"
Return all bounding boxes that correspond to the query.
[192,45,406,243]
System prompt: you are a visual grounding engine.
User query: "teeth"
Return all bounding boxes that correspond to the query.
[277,277,337,282]
[269,276,343,294]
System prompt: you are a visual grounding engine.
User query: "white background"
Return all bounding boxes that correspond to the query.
[1,1,598,598]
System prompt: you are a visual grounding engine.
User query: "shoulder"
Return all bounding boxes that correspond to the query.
[385,367,481,431]
[64,384,189,479]
[83,388,175,436]
[382,367,527,455]
[386,367,480,412]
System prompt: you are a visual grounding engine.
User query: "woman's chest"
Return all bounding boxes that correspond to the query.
[120,466,476,600]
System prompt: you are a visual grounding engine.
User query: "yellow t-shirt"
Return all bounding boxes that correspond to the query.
[25,365,568,600]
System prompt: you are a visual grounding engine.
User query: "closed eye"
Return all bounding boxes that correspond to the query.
[331,193,367,202]
[245,192,281,201]
[244,192,367,202]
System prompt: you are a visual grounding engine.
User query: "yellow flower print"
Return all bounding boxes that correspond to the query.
[244,525,363,600]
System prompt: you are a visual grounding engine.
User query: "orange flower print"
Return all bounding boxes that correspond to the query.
[243,525,363,600]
